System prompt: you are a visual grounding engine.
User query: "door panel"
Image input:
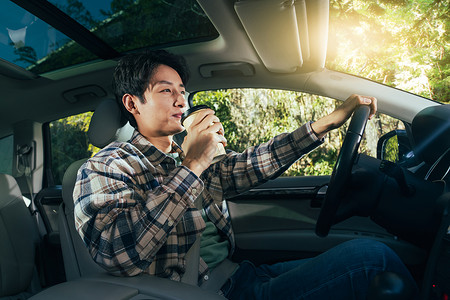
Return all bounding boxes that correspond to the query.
[227,176,427,267]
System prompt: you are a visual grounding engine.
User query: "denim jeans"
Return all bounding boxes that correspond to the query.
[220,239,417,300]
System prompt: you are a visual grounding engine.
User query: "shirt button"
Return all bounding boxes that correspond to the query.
[168,220,174,227]
[192,188,197,194]
[204,275,209,281]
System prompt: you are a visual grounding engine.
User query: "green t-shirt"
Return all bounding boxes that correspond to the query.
[200,211,230,269]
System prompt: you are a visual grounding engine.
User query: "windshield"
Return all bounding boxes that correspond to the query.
[327,0,449,104]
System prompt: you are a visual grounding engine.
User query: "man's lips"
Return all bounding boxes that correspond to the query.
[172,113,183,119]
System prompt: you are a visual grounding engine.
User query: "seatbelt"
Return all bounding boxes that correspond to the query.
[169,147,201,285]
[201,258,239,293]
[181,238,201,285]
[17,143,47,237]
[181,193,239,290]
[181,193,203,285]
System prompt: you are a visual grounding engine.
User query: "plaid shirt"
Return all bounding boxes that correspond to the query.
[73,122,322,283]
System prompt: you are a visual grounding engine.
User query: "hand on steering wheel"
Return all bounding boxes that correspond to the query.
[315,105,371,237]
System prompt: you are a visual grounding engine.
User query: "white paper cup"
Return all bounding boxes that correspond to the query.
[181,105,226,164]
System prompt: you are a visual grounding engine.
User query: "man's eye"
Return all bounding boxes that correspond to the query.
[181,91,186,95]
[161,89,171,93]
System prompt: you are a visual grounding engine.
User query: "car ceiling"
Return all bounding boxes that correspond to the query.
[0,0,438,138]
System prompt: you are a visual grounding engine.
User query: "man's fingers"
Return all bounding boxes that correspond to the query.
[207,122,224,134]
[196,114,220,132]
[369,97,378,119]
[356,95,377,119]
[191,109,215,128]
[216,132,227,146]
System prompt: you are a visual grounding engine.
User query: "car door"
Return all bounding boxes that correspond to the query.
[192,88,427,268]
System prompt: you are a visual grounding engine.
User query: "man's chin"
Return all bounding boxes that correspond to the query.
[170,126,186,135]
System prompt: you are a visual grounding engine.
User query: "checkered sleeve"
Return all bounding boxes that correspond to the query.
[73,147,203,276]
[211,122,323,197]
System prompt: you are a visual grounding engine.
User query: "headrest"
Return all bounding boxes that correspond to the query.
[0,173,22,210]
[412,104,450,164]
[87,99,135,148]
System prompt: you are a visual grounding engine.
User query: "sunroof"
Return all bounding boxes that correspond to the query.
[0,1,93,72]
[1,0,218,74]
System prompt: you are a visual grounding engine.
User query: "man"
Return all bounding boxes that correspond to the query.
[74,50,416,299]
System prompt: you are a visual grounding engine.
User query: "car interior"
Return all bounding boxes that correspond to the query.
[0,0,449,299]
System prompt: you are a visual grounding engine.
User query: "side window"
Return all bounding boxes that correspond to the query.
[193,89,402,176]
[0,135,13,175]
[48,112,100,185]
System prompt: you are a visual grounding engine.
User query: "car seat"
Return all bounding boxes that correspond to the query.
[0,173,42,299]
[56,98,223,299]
[0,157,157,300]
[58,98,132,280]
[0,163,155,300]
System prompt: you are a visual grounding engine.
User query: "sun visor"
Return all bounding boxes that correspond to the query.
[235,0,329,73]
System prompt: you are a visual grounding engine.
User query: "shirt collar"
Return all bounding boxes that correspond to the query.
[129,129,185,165]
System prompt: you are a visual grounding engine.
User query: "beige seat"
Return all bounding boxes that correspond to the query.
[1,167,223,300]
[59,159,106,280]
[59,98,134,280]
[55,98,224,299]
[0,173,41,299]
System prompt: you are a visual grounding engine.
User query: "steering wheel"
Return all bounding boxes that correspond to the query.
[315,105,371,237]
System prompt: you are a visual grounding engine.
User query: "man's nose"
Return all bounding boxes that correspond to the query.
[175,92,187,107]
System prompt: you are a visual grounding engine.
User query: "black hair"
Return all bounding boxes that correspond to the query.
[112,50,189,128]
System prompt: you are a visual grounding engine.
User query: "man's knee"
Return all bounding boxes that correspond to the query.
[338,239,401,267]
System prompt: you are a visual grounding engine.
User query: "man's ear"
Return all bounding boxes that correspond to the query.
[122,94,140,115]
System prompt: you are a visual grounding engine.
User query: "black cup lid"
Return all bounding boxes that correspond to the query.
[181,105,210,124]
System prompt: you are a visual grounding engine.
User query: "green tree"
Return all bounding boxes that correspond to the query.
[193,88,403,177]
[30,0,216,74]
[50,112,99,184]
[194,89,341,176]
[101,0,135,17]
[328,0,449,102]
[13,45,37,66]
[57,0,97,28]
[383,135,400,163]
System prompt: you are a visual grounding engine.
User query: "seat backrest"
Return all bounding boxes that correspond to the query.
[59,98,133,280]
[0,173,40,297]
[59,98,135,280]
[59,98,187,281]
[59,159,105,280]
[55,99,229,299]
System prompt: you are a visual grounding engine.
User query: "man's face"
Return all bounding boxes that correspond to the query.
[133,64,187,138]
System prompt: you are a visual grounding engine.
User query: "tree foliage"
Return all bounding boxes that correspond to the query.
[29,0,216,74]
[58,0,97,28]
[13,45,37,66]
[328,0,449,102]
[49,112,99,184]
[193,89,400,176]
